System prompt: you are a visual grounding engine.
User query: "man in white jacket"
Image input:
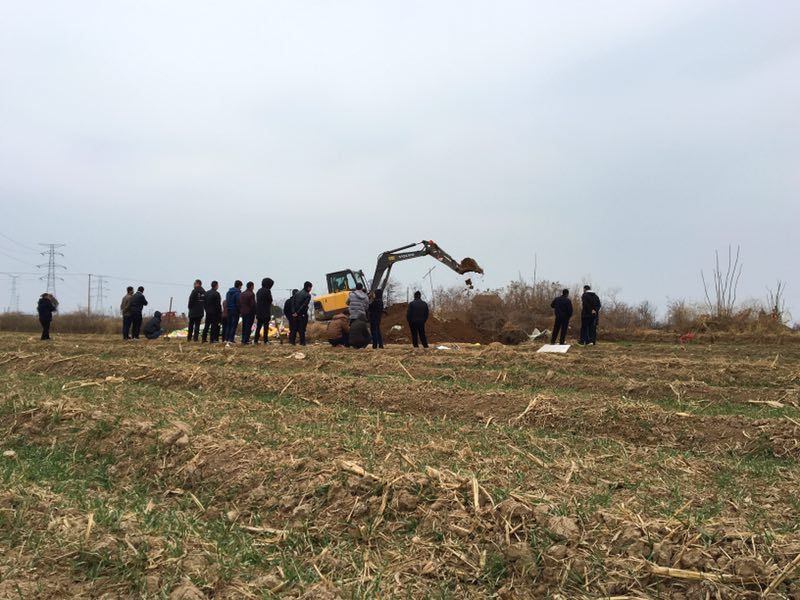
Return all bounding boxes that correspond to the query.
[346,283,370,324]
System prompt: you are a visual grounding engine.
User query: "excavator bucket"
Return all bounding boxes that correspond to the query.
[458,257,483,275]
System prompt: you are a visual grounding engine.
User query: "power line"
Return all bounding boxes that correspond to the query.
[0,232,39,253]
[37,243,66,296]
[0,247,35,266]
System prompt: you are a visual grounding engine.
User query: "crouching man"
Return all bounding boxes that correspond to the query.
[327,310,350,347]
[349,318,371,349]
[143,311,165,340]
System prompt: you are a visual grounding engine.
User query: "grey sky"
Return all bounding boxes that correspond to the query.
[1,1,798,319]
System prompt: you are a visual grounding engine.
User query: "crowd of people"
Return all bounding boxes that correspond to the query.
[35,280,602,348]
[550,285,602,345]
[116,279,433,349]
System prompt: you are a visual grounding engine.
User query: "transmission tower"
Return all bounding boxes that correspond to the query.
[37,243,66,296]
[7,275,20,313]
[93,275,109,313]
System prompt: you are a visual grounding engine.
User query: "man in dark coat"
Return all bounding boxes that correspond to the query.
[579,285,602,345]
[187,279,205,342]
[550,289,573,345]
[240,281,256,344]
[283,289,298,344]
[254,277,274,345]
[120,286,134,340]
[369,288,385,349]
[37,293,57,340]
[128,286,148,339]
[202,281,222,343]
[224,281,242,343]
[290,281,313,346]
[406,291,430,348]
[143,311,164,340]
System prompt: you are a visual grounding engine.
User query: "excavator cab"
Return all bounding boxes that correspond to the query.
[314,269,368,320]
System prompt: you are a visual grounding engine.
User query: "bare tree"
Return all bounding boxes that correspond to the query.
[766,280,787,323]
[701,245,743,318]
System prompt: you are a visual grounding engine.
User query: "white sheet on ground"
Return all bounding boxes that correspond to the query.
[537,344,570,354]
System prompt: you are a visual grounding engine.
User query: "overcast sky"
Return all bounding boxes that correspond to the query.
[1,1,798,319]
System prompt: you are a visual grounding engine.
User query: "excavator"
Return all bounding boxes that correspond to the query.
[313,240,483,321]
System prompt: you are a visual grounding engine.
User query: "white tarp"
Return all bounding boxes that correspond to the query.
[537,344,570,354]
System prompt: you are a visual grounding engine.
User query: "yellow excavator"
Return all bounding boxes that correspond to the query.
[313,240,483,321]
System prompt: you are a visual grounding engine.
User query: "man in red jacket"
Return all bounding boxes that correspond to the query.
[240,281,256,344]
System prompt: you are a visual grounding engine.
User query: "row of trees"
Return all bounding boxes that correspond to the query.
[418,245,791,334]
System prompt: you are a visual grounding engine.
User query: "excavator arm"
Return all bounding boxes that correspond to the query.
[370,240,483,293]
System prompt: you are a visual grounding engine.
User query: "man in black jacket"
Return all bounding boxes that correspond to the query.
[254,277,274,345]
[283,289,298,344]
[37,293,57,340]
[129,286,148,339]
[406,291,430,348]
[579,285,602,345]
[143,311,164,340]
[550,289,573,345]
[290,281,313,346]
[187,279,205,342]
[202,281,222,343]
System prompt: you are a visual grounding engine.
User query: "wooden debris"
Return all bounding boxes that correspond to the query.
[279,378,295,396]
[397,361,416,381]
[763,552,800,596]
[337,460,381,482]
[649,563,762,585]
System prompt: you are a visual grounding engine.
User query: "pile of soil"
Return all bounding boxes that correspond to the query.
[498,323,529,345]
[381,303,489,344]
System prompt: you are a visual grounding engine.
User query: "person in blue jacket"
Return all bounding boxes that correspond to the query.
[225,280,243,343]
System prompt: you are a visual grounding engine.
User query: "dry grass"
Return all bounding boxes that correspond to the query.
[0,312,188,335]
[1,333,800,598]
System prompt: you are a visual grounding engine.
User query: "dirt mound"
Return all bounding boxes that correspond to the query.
[468,294,506,335]
[382,303,488,344]
[498,323,528,345]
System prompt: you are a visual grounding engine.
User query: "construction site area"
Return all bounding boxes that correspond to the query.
[2,332,799,599]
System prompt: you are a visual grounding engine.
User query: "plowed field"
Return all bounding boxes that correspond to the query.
[1,333,799,598]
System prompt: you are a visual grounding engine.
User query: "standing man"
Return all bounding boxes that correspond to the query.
[120,286,134,340]
[346,283,369,323]
[240,281,256,344]
[129,286,148,339]
[202,281,222,343]
[550,289,573,345]
[580,285,602,345]
[224,280,243,343]
[37,293,57,341]
[254,278,274,345]
[369,288,386,349]
[187,279,206,342]
[406,291,430,348]
[290,281,313,346]
[283,289,298,343]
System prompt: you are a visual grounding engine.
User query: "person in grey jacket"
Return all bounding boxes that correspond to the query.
[346,283,369,323]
